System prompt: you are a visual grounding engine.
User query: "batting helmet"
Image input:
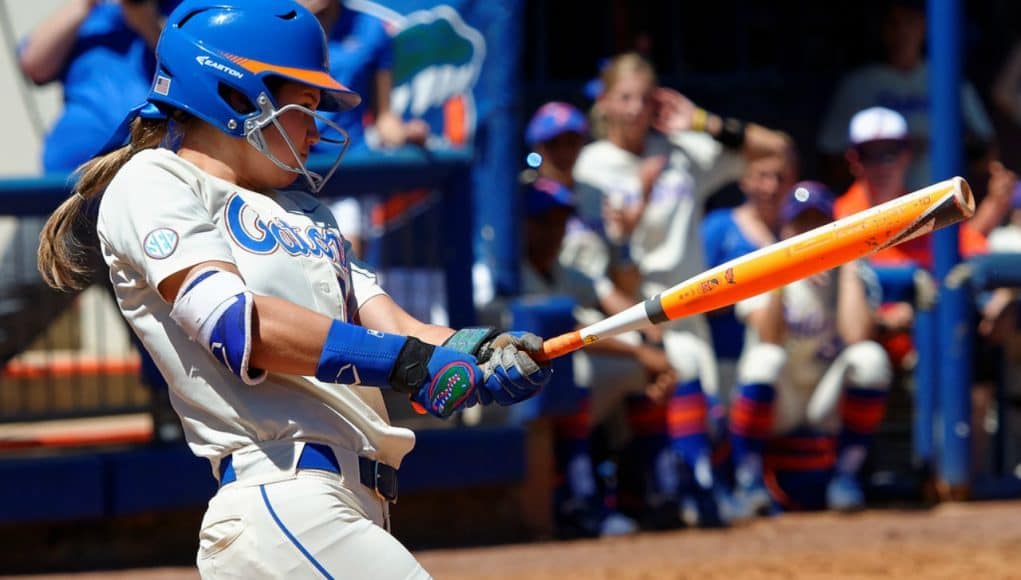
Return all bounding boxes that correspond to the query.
[151,0,360,136]
[139,0,361,191]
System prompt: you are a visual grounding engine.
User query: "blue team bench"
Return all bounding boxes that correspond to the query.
[0,426,527,525]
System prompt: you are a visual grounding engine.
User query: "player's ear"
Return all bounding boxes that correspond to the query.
[219,84,256,115]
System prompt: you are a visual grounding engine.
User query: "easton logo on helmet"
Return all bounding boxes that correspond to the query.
[195,56,244,79]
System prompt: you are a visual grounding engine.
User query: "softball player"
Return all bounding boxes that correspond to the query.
[731,182,892,513]
[36,1,550,578]
[569,52,790,526]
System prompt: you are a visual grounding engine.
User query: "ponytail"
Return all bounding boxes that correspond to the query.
[38,116,171,291]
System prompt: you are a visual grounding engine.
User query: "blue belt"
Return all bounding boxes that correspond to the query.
[218,442,398,502]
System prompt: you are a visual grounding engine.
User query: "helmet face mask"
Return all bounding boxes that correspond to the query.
[244,93,350,193]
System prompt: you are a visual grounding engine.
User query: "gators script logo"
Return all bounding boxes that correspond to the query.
[426,361,475,417]
[224,194,347,270]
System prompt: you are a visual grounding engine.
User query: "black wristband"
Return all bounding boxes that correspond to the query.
[388,337,436,394]
[714,117,746,149]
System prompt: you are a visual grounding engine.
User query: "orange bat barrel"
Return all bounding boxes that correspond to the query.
[538,176,974,361]
[535,331,585,362]
[653,176,972,322]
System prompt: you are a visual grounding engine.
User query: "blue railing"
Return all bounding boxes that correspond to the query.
[875,256,1021,494]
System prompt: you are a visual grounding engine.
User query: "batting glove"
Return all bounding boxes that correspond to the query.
[478,331,552,405]
[390,338,485,419]
[443,328,552,406]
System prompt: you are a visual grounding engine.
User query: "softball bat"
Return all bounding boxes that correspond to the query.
[537,176,975,362]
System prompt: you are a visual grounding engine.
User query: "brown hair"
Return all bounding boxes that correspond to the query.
[37,115,177,291]
[599,52,658,95]
[589,52,658,140]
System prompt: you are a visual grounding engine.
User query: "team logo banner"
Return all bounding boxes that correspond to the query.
[346,0,522,293]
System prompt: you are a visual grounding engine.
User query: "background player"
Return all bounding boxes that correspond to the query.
[815,0,995,192]
[35,1,550,577]
[701,147,801,405]
[730,182,892,513]
[518,176,669,538]
[569,51,791,526]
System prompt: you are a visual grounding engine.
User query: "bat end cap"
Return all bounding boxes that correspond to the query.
[952,176,976,217]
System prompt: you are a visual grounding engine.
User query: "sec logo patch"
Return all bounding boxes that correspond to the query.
[143,228,179,259]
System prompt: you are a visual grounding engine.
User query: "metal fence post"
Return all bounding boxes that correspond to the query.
[928,0,970,493]
[912,270,938,470]
[940,265,974,494]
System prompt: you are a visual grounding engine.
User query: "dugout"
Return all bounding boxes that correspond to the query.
[1,0,1021,573]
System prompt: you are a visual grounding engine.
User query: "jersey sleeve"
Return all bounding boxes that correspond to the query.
[96,156,236,294]
[349,253,387,308]
[669,131,745,201]
[701,210,728,267]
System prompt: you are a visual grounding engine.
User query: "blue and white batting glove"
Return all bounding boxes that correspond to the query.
[401,344,486,418]
[444,328,552,406]
[478,332,552,405]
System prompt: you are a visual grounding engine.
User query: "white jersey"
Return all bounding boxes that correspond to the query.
[743,277,842,395]
[817,61,994,190]
[988,224,1021,253]
[570,131,744,299]
[96,148,415,470]
[737,263,881,393]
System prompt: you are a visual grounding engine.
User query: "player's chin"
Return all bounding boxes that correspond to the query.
[267,168,301,189]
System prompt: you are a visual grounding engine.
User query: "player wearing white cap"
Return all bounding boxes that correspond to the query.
[36,1,551,577]
[816,0,994,191]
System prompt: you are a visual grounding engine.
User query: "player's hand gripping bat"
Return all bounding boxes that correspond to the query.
[537,176,975,362]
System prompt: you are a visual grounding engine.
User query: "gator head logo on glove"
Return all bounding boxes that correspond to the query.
[425,361,476,417]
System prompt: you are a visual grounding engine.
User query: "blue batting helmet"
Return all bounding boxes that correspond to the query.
[149,0,361,138]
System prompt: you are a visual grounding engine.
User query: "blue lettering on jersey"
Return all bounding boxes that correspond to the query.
[224,194,347,269]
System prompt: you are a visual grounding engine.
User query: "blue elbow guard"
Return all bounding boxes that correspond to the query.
[315,319,411,387]
[170,268,267,385]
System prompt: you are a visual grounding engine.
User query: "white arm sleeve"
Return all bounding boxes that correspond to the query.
[664,132,745,201]
[350,256,387,308]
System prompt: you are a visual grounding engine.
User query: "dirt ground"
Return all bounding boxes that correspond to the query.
[11,501,1021,580]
